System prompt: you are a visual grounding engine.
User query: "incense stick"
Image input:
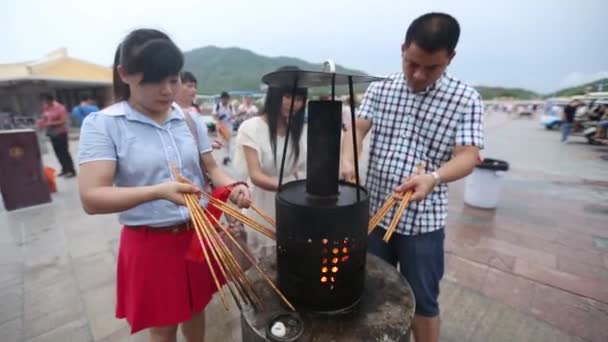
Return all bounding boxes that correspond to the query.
[201,193,275,239]
[170,164,291,311]
[181,194,228,310]
[381,163,426,242]
[368,196,396,233]
[250,204,276,227]
[185,194,245,309]
[202,206,296,311]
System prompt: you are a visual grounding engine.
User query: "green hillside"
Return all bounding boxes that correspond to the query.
[183,46,606,100]
[475,86,540,100]
[183,46,368,95]
[548,78,608,97]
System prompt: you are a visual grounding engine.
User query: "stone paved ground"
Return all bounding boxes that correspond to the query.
[1,112,607,341]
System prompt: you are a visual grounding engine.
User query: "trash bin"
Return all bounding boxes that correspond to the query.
[464,158,509,209]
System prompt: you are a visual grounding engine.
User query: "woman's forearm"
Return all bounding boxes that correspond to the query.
[207,166,236,188]
[250,171,279,192]
[81,185,159,215]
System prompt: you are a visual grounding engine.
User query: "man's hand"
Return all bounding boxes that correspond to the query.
[394,174,436,202]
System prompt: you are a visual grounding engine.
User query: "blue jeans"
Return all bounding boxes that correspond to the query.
[368,227,445,317]
[561,123,572,142]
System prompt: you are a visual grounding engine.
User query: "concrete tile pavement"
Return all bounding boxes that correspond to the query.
[1,114,607,341]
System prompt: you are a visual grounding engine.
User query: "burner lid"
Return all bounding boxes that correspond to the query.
[277,180,368,208]
[262,70,387,88]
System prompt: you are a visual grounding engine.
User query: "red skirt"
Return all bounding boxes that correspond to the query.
[115,226,224,333]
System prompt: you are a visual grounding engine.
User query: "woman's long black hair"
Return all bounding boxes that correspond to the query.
[112,29,184,102]
[262,66,308,166]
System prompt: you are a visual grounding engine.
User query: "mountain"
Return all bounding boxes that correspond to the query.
[548,78,608,97]
[183,46,606,100]
[474,86,540,100]
[183,46,368,95]
[474,78,608,100]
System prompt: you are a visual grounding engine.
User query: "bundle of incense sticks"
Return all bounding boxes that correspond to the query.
[368,163,426,242]
[200,192,276,240]
[170,165,294,311]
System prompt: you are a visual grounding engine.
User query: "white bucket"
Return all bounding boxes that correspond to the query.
[464,158,509,209]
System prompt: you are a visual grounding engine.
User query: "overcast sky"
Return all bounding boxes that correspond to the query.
[1,0,606,93]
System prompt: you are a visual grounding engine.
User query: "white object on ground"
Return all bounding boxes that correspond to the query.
[464,168,506,209]
[271,321,287,338]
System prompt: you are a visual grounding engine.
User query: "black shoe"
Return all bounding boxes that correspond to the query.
[222,157,231,165]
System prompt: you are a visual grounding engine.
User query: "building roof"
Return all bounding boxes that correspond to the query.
[0,48,112,86]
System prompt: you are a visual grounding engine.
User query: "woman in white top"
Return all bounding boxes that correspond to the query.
[234,66,308,258]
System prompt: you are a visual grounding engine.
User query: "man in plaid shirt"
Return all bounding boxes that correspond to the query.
[341,13,483,342]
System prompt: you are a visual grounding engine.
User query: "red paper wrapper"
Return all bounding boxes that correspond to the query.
[186,186,232,263]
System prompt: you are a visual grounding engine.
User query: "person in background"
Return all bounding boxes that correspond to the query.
[234,66,308,258]
[213,91,235,165]
[176,71,222,150]
[561,100,583,143]
[341,13,484,342]
[236,95,259,129]
[593,104,608,139]
[77,28,251,342]
[175,71,200,115]
[341,96,357,132]
[340,96,360,161]
[71,94,99,128]
[37,93,76,177]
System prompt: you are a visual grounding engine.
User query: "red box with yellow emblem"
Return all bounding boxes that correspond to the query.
[0,129,51,211]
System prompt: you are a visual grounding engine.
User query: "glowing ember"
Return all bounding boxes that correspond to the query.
[322,239,328,245]
[331,266,338,273]
[321,267,328,273]
[342,247,348,254]
[341,255,349,262]
[321,276,328,283]
[332,248,339,254]
[330,276,335,282]
[332,257,339,264]
[322,258,328,264]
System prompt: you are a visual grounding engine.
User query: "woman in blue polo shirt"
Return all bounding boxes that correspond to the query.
[77,29,251,341]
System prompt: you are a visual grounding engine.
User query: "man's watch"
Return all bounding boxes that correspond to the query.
[431,171,442,187]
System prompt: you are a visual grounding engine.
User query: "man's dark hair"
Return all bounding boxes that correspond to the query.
[220,91,230,99]
[80,94,91,102]
[405,13,460,53]
[180,71,197,85]
[40,93,54,102]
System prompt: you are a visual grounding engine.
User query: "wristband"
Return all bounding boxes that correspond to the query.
[228,181,249,189]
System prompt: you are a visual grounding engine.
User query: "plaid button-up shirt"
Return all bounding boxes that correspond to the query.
[358,72,484,235]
